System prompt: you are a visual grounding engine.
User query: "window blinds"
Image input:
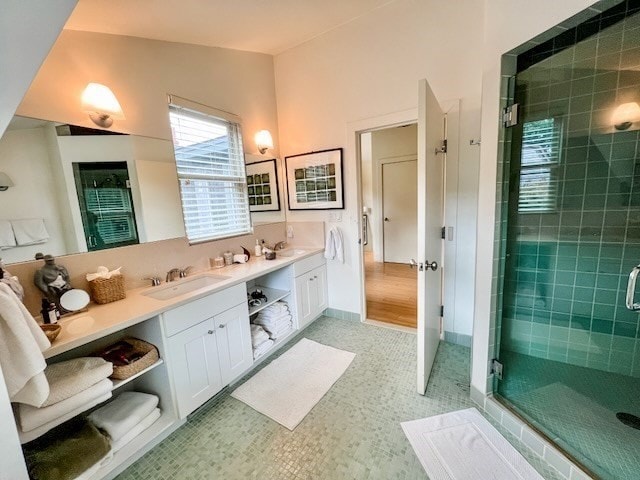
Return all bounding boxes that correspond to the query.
[518,118,562,213]
[168,102,251,243]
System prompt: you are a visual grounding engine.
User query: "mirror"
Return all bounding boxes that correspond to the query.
[0,115,285,264]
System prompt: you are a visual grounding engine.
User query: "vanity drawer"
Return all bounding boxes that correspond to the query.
[293,252,326,277]
[162,283,246,337]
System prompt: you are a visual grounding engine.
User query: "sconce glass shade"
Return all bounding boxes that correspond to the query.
[0,172,14,191]
[611,102,640,130]
[81,83,125,128]
[255,129,274,154]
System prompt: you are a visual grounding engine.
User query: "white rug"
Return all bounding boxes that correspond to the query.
[402,408,543,480]
[231,338,355,430]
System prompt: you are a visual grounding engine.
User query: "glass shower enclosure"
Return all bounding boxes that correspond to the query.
[495,4,640,479]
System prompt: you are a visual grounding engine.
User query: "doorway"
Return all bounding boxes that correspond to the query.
[360,125,418,328]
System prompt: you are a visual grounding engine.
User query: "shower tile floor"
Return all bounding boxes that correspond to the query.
[117,317,562,480]
[498,350,640,480]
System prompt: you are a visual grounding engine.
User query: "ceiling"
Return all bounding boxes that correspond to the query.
[64,0,396,55]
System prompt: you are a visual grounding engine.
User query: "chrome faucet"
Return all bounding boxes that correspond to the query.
[179,266,193,278]
[274,241,287,250]
[166,268,181,283]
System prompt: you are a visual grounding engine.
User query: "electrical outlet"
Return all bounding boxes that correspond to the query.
[329,212,343,222]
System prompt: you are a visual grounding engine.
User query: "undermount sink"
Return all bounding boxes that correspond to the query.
[277,248,306,257]
[142,274,230,300]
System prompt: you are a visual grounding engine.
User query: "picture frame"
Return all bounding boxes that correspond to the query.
[285,148,344,210]
[246,159,280,212]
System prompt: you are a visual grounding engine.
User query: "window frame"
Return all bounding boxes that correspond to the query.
[167,95,252,244]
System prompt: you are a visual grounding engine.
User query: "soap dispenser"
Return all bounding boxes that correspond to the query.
[254,239,262,257]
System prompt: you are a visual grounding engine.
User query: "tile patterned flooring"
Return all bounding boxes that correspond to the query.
[117,317,562,480]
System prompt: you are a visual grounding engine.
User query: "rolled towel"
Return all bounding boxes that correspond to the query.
[88,391,158,442]
[253,339,274,359]
[24,420,111,480]
[17,378,113,433]
[111,408,161,453]
[42,357,113,407]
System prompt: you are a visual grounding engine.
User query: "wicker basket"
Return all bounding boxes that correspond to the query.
[89,274,125,304]
[40,324,61,343]
[96,337,159,380]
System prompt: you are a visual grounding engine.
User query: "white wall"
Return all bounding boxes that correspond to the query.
[370,125,417,263]
[471,0,600,395]
[0,3,76,478]
[0,127,70,263]
[360,132,373,252]
[274,0,483,337]
[16,29,280,154]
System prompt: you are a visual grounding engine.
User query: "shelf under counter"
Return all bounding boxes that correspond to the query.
[247,286,291,316]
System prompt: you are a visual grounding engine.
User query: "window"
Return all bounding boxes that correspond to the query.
[168,96,251,243]
[518,118,562,213]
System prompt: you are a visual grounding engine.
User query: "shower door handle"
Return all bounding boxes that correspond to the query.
[625,265,640,310]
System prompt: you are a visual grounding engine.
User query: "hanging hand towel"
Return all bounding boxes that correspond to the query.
[0,220,16,249]
[324,226,344,263]
[0,283,50,407]
[10,218,49,246]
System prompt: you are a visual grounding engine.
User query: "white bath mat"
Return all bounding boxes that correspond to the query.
[402,408,543,480]
[231,338,355,430]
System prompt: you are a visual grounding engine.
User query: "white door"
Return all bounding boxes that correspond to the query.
[417,79,445,395]
[313,266,328,313]
[215,303,253,385]
[382,159,418,263]
[169,318,223,418]
[295,272,314,329]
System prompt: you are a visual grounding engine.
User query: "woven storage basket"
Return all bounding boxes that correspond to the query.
[107,337,159,380]
[89,274,125,304]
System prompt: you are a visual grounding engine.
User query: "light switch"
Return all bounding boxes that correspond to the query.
[287,225,294,238]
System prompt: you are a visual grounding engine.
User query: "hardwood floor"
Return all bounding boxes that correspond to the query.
[364,251,417,328]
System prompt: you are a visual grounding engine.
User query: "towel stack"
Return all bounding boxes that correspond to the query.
[250,324,274,359]
[16,357,114,443]
[252,301,293,340]
[88,392,160,455]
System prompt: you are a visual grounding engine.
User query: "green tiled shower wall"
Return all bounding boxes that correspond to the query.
[500,7,640,377]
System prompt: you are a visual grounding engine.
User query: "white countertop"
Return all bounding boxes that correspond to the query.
[44,247,324,359]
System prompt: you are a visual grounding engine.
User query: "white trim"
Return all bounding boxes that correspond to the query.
[167,94,242,125]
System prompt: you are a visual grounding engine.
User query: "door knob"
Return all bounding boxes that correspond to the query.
[384,217,390,222]
[425,260,438,271]
[208,330,214,335]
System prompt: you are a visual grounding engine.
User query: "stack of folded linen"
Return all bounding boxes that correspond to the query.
[252,301,292,340]
[88,391,160,455]
[251,324,274,359]
[16,357,113,443]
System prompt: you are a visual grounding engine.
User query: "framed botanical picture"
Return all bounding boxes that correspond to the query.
[285,148,344,210]
[246,159,280,212]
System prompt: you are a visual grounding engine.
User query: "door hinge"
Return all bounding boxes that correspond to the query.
[435,139,447,155]
[502,104,519,128]
[439,305,444,317]
[441,226,446,239]
[491,358,504,380]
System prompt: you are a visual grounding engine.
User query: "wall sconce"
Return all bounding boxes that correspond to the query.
[611,102,640,131]
[0,172,14,191]
[81,83,125,128]
[255,130,273,154]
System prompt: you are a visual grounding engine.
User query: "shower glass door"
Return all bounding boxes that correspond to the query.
[496,5,640,479]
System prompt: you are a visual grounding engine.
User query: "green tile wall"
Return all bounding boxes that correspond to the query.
[500,10,640,377]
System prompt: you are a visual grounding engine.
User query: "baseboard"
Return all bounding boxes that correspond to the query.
[323,308,361,322]
[443,330,472,347]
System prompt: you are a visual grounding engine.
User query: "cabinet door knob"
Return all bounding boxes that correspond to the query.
[314,275,318,279]
[218,324,225,329]
[208,330,214,335]
[309,277,314,281]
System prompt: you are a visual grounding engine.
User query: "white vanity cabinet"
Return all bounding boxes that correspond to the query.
[293,253,328,330]
[162,284,252,418]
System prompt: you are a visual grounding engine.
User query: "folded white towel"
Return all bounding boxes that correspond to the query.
[0,220,16,249]
[250,324,270,347]
[42,357,113,407]
[111,408,161,452]
[18,391,112,444]
[88,392,159,443]
[271,323,293,340]
[0,283,50,407]
[254,314,293,337]
[17,378,113,433]
[324,226,344,263]
[253,339,274,359]
[10,218,49,246]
